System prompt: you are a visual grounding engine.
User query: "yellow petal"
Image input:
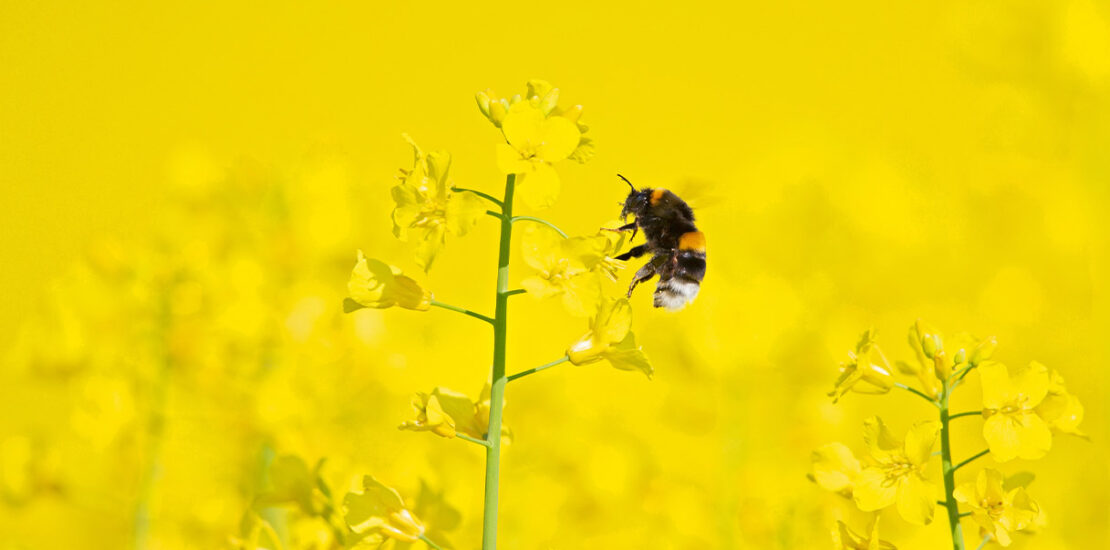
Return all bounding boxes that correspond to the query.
[496,143,531,174]
[567,330,603,365]
[896,475,936,525]
[811,443,861,494]
[412,225,447,272]
[983,414,1022,462]
[516,163,561,209]
[603,331,653,378]
[1012,361,1050,407]
[853,467,897,511]
[536,116,581,162]
[978,361,1011,409]
[597,297,633,344]
[862,417,901,462]
[346,251,431,311]
[344,476,424,543]
[445,191,487,236]
[561,273,602,318]
[500,102,544,150]
[520,224,563,271]
[903,421,940,466]
[1013,413,1052,460]
[521,276,562,299]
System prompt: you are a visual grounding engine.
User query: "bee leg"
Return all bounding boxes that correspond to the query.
[615,244,649,261]
[603,222,639,240]
[626,260,657,297]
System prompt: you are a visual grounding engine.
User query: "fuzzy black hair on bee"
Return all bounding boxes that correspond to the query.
[610,174,706,311]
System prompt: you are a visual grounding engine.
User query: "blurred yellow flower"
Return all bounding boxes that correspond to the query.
[810,442,861,498]
[344,251,432,312]
[829,329,894,402]
[832,518,897,550]
[344,476,425,545]
[954,469,1041,547]
[1034,365,1086,438]
[853,417,939,525]
[391,135,487,271]
[399,387,485,440]
[495,101,581,209]
[912,320,952,381]
[566,297,653,378]
[520,226,629,317]
[979,361,1052,462]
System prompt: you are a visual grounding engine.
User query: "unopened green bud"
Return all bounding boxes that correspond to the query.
[560,104,584,124]
[969,336,997,365]
[953,348,967,365]
[539,88,560,116]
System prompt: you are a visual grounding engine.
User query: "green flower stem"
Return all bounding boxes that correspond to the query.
[504,288,527,297]
[939,381,967,550]
[974,534,993,550]
[948,411,981,421]
[507,355,570,383]
[486,210,504,220]
[430,300,494,325]
[458,433,492,448]
[953,449,990,472]
[893,382,939,407]
[452,186,504,208]
[482,174,516,550]
[419,534,445,550]
[510,215,569,238]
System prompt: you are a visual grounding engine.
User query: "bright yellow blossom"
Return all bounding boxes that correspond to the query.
[495,101,582,209]
[344,476,425,545]
[979,361,1052,462]
[344,251,431,311]
[852,417,939,525]
[566,297,652,378]
[829,329,894,402]
[832,518,897,550]
[399,387,484,439]
[519,226,627,316]
[954,469,1041,546]
[1034,365,1086,438]
[810,442,861,498]
[391,135,487,271]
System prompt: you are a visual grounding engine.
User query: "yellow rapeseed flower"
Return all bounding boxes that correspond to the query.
[520,226,627,317]
[979,361,1052,462]
[810,442,862,498]
[829,329,894,402]
[954,469,1041,547]
[391,135,487,271]
[832,518,897,550]
[1034,365,1086,438]
[566,297,653,378]
[852,417,939,525]
[344,476,425,545]
[344,251,432,312]
[495,101,581,209]
[399,387,485,439]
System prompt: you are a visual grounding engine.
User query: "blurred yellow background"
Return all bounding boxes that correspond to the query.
[2,1,1108,548]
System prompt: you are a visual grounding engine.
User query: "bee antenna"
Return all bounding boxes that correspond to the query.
[617,174,635,192]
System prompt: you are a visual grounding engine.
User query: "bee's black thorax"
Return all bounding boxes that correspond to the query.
[622,188,697,252]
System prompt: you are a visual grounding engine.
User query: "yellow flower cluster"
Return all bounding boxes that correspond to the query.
[812,323,1085,548]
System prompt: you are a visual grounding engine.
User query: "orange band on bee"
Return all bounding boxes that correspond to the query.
[650,188,666,205]
[678,231,706,251]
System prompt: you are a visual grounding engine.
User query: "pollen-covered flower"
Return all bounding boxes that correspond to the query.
[1034,365,1086,438]
[810,442,862,498]
[954,469,1041,546]
[344,251,431,311]
[979,361,1052,462]
[519,226,627,317]
[344,476,425,544]
[829,329,894,402]
[391,135,487,271]
[566,297,652,378]
[853,417,939,525]
[832,518,897,550]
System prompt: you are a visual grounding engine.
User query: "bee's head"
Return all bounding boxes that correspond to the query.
[617,174,651,219]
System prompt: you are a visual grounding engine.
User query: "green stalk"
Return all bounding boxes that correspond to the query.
[939,382,966,550]
[481,174,516,550]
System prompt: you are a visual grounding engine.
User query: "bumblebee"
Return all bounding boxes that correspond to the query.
[611,174,706,311]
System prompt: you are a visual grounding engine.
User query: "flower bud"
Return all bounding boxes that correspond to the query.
[969,336,997,365]
[488,99,508,127]
[560,104,584,124]
[475,90,492,119]
[953,348,967,366]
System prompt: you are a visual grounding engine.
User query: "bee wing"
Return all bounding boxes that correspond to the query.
[668,177,723,211]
